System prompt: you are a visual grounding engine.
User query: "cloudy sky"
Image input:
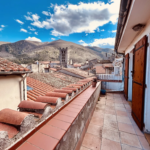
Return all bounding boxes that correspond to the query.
[0,0,120,49]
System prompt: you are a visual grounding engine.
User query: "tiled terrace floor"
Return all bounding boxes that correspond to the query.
[80,93,150,150]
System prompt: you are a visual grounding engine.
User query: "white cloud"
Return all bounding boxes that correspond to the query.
[101,29,105,31]
[51,38,55,40]
[86,34,88,36]
[28,26,36,31]
[42,11,51,16]
[0,28,3,31]
[1,25,5,28]
[112,30,117,33]
[28,0,120,36]
[78,37,115,48]
[24,15,33,21]
[78,40,88,46]
[35,32,38,35]
[79,40,84,43]
[90,37,115,48]
[16,19,24,25]
[20,28,28,33]
[25,36,41,42]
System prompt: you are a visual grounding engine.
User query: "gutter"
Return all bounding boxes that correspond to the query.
[19,73,28,101]
[114,0,132,53]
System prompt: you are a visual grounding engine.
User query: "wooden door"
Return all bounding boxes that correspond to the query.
[124,53,129,100]
[132,35,147,130]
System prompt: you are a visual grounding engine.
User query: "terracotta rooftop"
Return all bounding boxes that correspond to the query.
[8,80,97,150]
[0,57,31,74]
[50,68,57,71]
[61,68,95,78]
[94,65,106,74]
[0,75,94,150]
[103,63,114,68]
[73,64,81,67]
[27,77,56,101]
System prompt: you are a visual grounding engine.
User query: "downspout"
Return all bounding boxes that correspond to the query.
[19,73,28,102]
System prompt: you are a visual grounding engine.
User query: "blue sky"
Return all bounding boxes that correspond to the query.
[0,0,120,49]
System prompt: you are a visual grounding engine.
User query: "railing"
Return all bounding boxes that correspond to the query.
[97,74,122,80]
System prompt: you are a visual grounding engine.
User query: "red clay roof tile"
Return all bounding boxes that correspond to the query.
[36,96,60,105]
[0,57,31,74]
[18,101,48,110]
[45,92,68,98]
[0,109,28,126]
[0,123,19,138]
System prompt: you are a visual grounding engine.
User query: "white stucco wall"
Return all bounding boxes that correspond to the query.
[0,75,26,110]
[125,17,150,54]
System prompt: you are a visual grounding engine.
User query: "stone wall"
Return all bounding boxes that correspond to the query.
[55,82,101,150]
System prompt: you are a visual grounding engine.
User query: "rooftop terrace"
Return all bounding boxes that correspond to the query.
[80,93,150,150]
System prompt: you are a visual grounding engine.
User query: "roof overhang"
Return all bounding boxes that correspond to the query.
[0,71,32,75]
[115,0,150,53]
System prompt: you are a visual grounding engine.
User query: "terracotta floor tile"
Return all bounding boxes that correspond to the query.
[138,136,150,150]
[71,101,85,106]
[27,132,59,150]
[92,112,104,118]
[90,116,104,127]
[87,123,102,138]
[116,110,128,117]
[117,116,132,124]
[64,107,80,113]
[48,118,71,131]
[104,114,117,122]
[105,105,115,110]
[133,125,144,136]
[115,103,125,107]
[120,132,142,148]
[115,107,126,112]
[118,122,136,134]
[80,146,90,150]
[105,109,116,115]
[121,144,141,150]
[101,138,121,150]
[68,104,83,109]
[106,102,114,106]
[17,142,41,150]
[54,114,75,123]
[145,133,150,145]
[82,133,101,150]
[39,124,66,140]
[102,128,120,142]
[104,119,118,130]
[59,110,78,118]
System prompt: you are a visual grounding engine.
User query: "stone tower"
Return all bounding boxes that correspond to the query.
[59,47,69,68]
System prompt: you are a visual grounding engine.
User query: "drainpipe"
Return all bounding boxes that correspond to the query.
[19,73,28,101]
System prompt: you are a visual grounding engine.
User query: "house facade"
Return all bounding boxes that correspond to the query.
[0,57,31,110]
[115,0,150,132]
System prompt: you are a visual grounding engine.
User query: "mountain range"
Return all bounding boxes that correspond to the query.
[0,39,114,64]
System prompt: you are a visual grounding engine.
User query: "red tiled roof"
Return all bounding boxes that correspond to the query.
[73,64,81,67]
[0,57,31,74]
[94,66,106,74]
[0,123,19,138]
[50,68,57,71]
[12,82,99,150]
[27,77,56,101]
[103,63,114,68]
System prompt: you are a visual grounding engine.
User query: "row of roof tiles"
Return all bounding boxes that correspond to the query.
[0,77,94,150]
[0,57,31,73]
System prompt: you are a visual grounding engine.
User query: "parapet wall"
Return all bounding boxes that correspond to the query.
[55,82,101,150]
